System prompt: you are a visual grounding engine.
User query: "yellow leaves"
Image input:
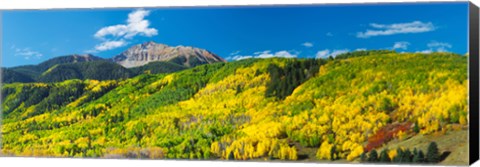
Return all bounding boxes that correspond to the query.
[67,95,88,107]
[255,139,272,157]
[244,143,255,160]
[317,113,330,125]
[288,147,298,160]
[318,66,328,76]
[347,145,364,161]
[19,134,38,144]
[210,141,220,156]
[233,149,241,160]
[89,128,103,136]
[92,137,106,146]
[85,80,100,90]
[399,79,467,134]
[396,130,406,141]
[221,137,297,160]
[316,141,333,160]
[388,149,397,160]
[33,83,49,88]
[75,137,90,149]
[459,114,467,125]
[163,74,175,83]
[149,75,172,89]
[341,141,355,152]
[348,133,362,144]
[278,145,297,160]
[241,121,283,139]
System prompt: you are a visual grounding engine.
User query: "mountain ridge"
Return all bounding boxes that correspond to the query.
[2,42,225,83]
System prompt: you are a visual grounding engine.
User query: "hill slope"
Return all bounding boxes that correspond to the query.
[0,51,468,165]
[37,61,134,82]
[1,68,36,83]
[2,54,105,83]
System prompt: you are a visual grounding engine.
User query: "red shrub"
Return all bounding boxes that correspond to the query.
[365,122,412,152]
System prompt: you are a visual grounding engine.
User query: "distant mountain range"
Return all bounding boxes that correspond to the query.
[2,42,226,83]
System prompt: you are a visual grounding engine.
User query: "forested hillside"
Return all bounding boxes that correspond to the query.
[1,51,468,164]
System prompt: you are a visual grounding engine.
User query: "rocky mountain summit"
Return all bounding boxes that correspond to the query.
[112,41,225,68]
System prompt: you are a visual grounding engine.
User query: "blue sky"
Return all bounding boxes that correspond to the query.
[1,2,469,67]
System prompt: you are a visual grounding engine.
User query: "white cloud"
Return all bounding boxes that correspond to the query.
[427,41,452,49]
[90,9,157,52]
[316,49,330,59]
[316,49,350,59]
[331,49,350,57]
[256,50,298,59]
[94,9,157,39]
[254,50,270,55]
[302,42,313,48]
[228,55,253,61]
[12,46,43,60]
[94,40,128,51]
[416,50,433,54]
[94,25,129,39]
[326,32,334,37]
[357,21,435,38]
[228,50,298,61]
[416,41,452,54]
[229,50,241,56]
[392,41,410,50]
[355,48,367,51]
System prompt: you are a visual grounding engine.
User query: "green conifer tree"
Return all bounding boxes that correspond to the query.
[426,142,440,163]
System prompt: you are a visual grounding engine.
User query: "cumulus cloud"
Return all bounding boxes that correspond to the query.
[427,41,452,49]
[228,55,253,61]
[416,50,433,54]
[392,41,410,50]
[227,50,298,61]
[316,49,330,58]
[302,42,314,48]
[12,46,43,60]
[229,50,241,56]
[94,40,128,51]
[315,49,350,59]
[94,9,157,39]
[357,21,435,38]
[330,49,350,57]
[416,41,452,54]
[256,50,298,59]
[90,9,158,52]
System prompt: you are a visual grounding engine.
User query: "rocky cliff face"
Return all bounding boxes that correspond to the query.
[112,41,225,68]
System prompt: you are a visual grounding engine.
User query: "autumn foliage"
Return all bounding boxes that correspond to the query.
[1,51,468,162]
[365,122,412,152]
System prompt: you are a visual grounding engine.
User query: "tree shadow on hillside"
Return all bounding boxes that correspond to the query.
[440,151,451,162]
[297,154,309,160]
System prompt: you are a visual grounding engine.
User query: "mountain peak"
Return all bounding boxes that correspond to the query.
[71,53,97,59]
[113,42,226,68]
[140,41,161,47]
